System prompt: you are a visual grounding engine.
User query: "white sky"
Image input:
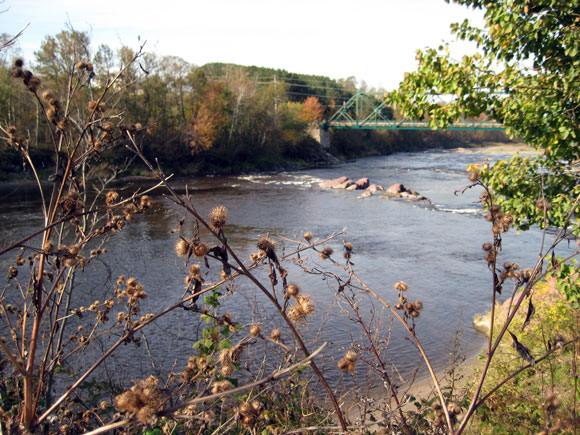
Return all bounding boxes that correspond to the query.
[1,0,484,91]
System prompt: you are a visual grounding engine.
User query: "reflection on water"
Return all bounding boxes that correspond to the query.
[1,148,571,390]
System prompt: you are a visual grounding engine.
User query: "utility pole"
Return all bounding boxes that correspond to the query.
[274,74,278,112]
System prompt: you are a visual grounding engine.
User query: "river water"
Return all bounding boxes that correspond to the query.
[1,148,571,392]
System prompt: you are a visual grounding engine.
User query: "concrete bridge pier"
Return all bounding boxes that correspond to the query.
[307,125,331,149]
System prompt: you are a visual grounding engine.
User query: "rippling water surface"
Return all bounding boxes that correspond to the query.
[1,148,570,390]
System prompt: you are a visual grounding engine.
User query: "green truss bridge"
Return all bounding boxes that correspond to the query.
[321,92,504,131]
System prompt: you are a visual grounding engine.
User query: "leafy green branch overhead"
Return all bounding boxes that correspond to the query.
[387,0,580,232]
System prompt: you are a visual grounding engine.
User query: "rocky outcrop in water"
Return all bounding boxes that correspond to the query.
[319,176,384,198]
[380,183,431,202]
[319,177,432,202]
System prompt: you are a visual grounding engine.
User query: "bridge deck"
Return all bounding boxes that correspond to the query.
[326,120,505,131]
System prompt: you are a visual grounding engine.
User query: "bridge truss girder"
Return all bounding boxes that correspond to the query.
[322,92,504,131]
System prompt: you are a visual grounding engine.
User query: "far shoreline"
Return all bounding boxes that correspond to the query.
[450,143,538,155]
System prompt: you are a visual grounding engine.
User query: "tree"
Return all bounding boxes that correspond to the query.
[34,28,92,90]
[301,96,325,123]
[388,0,580,234]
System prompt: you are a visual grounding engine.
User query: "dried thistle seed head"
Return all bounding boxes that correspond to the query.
[238,402,253,416]
[43,240,54,254]
[249,324,261,337]
[491,224,502,235]
[42,90,56,103]
[287,305,306,322]
[28,76,41,92]
[413,299,423,311]
[193,242,209,257]
[395,303,403,310]
[114,376,161,424]
[220,363,234,377]
[394,281,409,292]
[57,118,70,131]
[468,169,480,182]
[448,402,461,416]
[405,302,414,312]
[211,380,232,394]
[270,329,281,341]
[175,239,190,257]
[184,275,193,285]
[46,107,58,122]
[482,242,493,251]
[209,205,228,231]
[140,195,152,209]
[217,348,232,365]
[296,294,314,315]
[504,261,512,270]
[12,66,23,78]
[303,231,313,242]
[410,310,420,318]
[22,69,32,83]
[105,191,119,205]
[287,284,300,297]
[123,203,138,220]
[257,237,275,252]
[337,358,348,371]
[523,268,533,279]
[250,252,260,262]
[345,350,358,362]
[68,244,81,257]
[535,198,552,211]
[344,242,354,252]
[318,246,333,260]
[251,400,262,414]
[241,414,255,426]
[485,250,496,265]
[491,204,501,214]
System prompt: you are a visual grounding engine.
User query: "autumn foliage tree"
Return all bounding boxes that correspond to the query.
[300,96,325,123]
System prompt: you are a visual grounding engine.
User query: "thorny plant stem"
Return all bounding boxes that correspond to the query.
[346,290,412,435]
[160,342,328,416]
[321,255,455,433]
[456,193,580,434]
[127,134,348,431]
[34,232,342,427]
[474,338,580,409]
[86,344,328,434]
[14,46,149,428]
[0,178,169,257]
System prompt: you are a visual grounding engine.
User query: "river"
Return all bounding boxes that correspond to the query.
[0,147,571,393]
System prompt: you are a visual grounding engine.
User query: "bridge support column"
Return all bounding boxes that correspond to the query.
[307,125,331,149]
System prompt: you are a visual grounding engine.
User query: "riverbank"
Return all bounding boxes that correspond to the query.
[451,143,537,155]
[344,347,484,428]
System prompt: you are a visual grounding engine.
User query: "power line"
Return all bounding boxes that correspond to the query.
[286,91,351,101]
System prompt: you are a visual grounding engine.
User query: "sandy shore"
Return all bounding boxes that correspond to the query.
[452,143,538,155]
[344,349,484,426]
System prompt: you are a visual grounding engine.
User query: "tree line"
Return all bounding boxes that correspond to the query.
[0,28,510,178]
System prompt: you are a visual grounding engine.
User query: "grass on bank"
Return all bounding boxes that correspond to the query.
[468,279,579,434]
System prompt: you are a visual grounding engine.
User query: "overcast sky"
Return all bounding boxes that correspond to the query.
[1,0,484,90]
